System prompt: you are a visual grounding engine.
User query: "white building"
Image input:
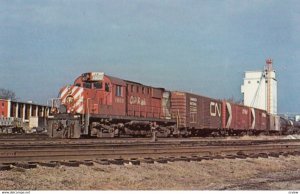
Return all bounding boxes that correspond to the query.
[241,59,277,114]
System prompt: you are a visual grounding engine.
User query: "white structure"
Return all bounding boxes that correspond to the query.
[241,59,277,114]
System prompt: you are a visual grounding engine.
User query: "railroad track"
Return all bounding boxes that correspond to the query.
[0,134,297,145]
[0,133,49,139]
[0,139,299,170]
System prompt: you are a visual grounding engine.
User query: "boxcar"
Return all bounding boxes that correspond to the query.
[222,102,269,134]
[171,91,222,136]
[252,108,268,132]
[222,101,251,133]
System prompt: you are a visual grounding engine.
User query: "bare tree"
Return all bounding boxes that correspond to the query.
[0,88,16,100]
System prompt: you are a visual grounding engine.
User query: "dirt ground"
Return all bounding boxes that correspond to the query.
[0,156,299,190]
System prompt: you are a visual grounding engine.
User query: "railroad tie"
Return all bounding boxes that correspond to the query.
[130,159,141,165]
[38,161,59,168]
[59,161,80,167]
[156,158,168,164]
[95,159,110,165]
[0,164,12,171]
[258,153,269,158]
[142,158,155,164]
[224,155,237,159]
[109,159,124,165]
[14,162,37,169]
[80,160,94,166]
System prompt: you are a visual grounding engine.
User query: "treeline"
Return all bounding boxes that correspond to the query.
[0,88,16,100]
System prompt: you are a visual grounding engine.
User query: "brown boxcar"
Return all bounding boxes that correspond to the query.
[171,91,222,132]
[222,101,251,131]
[222,102,269,133]
[252,107,268,131]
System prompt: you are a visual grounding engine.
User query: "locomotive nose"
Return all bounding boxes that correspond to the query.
[59,85,84,114]
[66,95,74,105]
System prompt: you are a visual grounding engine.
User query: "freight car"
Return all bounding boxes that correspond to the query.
[170,91,223,136]
[171,92,269,136]
[47,72,300,138]
[222,102,268,135]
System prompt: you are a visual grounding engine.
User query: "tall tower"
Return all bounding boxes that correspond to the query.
[241,59,277,114]
[265,58,273,114]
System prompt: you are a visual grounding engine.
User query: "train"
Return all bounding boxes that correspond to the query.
[46,72,300,138]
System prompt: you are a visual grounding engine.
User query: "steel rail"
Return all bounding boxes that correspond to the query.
[0,138,299,147]
[0,141,299,163]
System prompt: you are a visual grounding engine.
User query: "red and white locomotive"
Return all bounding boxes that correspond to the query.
[48,72,175,138]
[47,71,298,138]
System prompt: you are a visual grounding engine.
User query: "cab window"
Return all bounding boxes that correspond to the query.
[75,83,81,87]
[131,85,134,92]
[116,85,122,97]
[83,82,91,89]
[105,83,110,92]
[93,82,102,89]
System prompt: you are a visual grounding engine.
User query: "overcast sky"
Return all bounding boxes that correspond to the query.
[0,0,299,113]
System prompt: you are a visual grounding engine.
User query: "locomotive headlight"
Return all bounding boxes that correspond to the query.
[66,95,74,104]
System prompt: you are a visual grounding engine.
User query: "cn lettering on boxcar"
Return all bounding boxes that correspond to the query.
[210,102,221,117]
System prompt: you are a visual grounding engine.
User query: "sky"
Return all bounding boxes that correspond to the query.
[0,0,299,113]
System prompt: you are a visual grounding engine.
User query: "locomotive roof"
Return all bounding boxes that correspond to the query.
[125,80,165,90]
[106,75,126,86]
[79,72,165,89]
[124,80,144,86]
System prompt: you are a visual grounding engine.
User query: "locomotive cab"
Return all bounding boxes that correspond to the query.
[59,72,125,115]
